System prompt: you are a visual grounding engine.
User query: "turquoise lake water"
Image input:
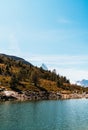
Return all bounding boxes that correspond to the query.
[0,99,88,130]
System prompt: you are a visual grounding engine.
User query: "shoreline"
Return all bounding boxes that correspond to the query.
[0,90,88,102]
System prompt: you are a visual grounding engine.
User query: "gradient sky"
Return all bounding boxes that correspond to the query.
[0,0,88,82]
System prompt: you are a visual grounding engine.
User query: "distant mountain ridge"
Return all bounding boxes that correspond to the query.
[0,53,32,66]
[76,79,88,87]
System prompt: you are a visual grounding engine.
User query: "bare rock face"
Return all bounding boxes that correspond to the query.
[0,91,17,101]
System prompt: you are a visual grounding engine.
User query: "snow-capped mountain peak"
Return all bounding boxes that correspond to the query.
[76,79,88,87]
[41,63,48,70]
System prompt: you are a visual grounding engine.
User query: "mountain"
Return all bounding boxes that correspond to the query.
[41,63,48,70]
[0,54,70,92]
[0,53,88,101]
[76,79,88,87]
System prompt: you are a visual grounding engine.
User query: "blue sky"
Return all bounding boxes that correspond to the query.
[0,0,88,82]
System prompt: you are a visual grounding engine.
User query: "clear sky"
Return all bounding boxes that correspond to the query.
[0,0,88,82]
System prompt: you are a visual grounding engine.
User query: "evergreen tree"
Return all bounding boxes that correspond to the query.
[30,70,39,86]
[0,67,2,75]
[10,75,19,89]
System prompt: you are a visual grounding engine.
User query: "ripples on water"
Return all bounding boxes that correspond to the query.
[0,99,88,130]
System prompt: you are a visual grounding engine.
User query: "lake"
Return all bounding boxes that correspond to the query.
[0,99,88,130]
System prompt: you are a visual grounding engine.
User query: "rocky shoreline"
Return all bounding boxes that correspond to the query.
[0,90,88,101]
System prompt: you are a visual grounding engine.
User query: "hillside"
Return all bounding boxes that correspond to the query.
[0,53,32,65]
[0,54,88,101]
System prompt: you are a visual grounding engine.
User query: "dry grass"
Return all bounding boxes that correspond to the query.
[40,79,60,92]
[11,66,19,73]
